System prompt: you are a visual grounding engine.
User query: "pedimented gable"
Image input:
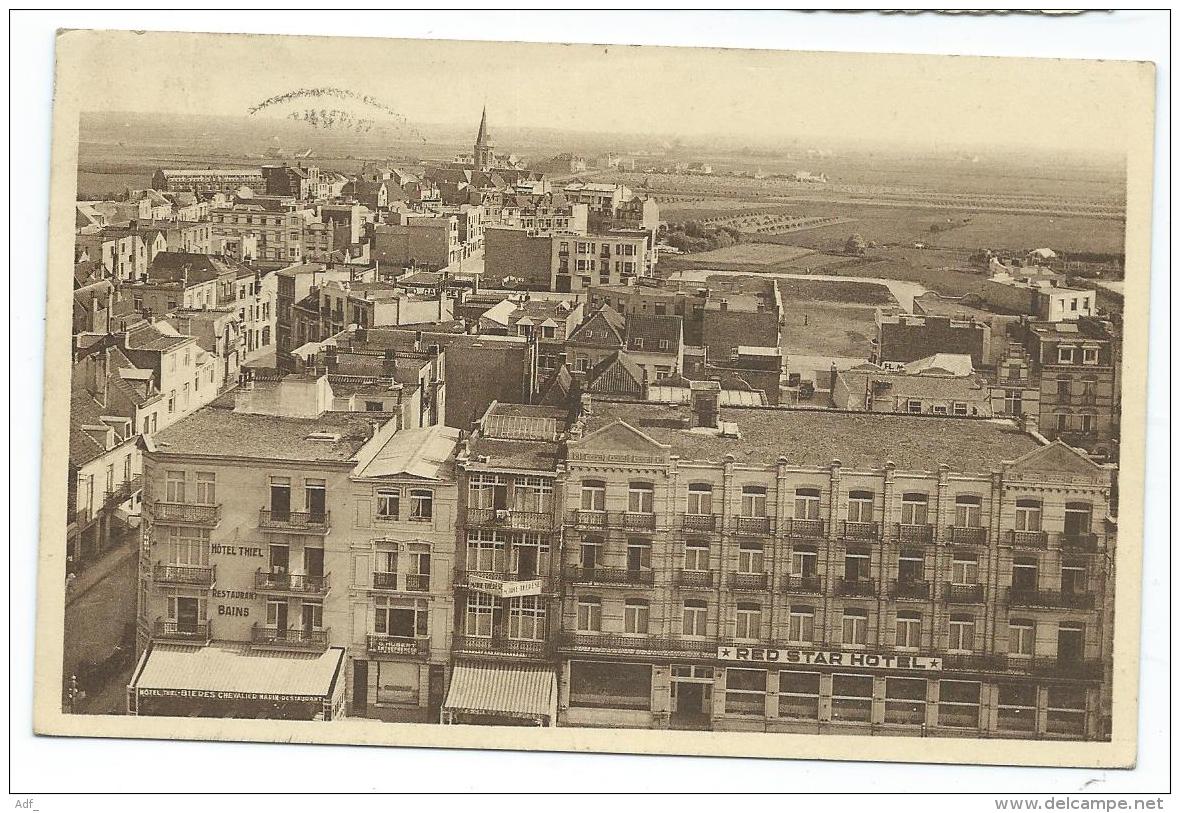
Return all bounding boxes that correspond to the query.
[1004,440,1106,485]
[570,419,669,461]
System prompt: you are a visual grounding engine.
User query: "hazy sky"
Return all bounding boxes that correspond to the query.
[59,29,1148,153]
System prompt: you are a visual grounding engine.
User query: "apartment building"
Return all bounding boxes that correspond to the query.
[984,274,1097,323]
[552,232,655,293]
[275,262,376,371]
[875,313,991,370]
[1007,317,1120,459]
[552,388,1114,740]
[372,212,463,271]
[210,204,316,268]
[444,403,569,726]
[832,355,992,417]
[153,168,267,195]
[486,193,588,236]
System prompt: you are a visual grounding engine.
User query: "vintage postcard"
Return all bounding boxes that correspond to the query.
[35,27,1155,768]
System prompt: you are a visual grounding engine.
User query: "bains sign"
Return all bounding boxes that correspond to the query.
[717,646,942,671]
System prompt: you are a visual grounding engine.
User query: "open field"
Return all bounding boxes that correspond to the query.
[777,278,896,307]
[687,243,815,265]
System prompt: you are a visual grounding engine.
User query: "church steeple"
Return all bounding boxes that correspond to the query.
[473,106,495,171]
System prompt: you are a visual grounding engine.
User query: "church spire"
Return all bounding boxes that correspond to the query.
[473,106,494,171]
[475,106,490,147]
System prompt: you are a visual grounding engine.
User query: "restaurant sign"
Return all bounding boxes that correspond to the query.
[468,576,544,598]
[716,646,942,671]
[137,688,324,702]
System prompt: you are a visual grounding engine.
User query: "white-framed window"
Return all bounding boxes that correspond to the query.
[409,489,433,521]
[895,611,922,649]
[193,472,215,505]
[1010,619,1036,656]
[794,487,821,520]
[1046,685,1087,736]
[1015,498,1042,531]
[580,480,606,511]
[466,530,505,573]
[577,596,602,632]
[847,490,874,522]
[997,683,1038,732]
[684,539,709,572]
[842,609,868,647]
[952,402,969,416]
[579,536,603,569]
[375,596,428,638]
[686,483,713,516]
[724,668,767,716]
[787,605,814,643]
[948,615,976,652]
[735,602,762,641]
[954,495,983,527]
[778,671,821,720]
[906,399,922,414]
[791,547,819,577]
[1057,346,1077,364]
[737,541,765,575]
[166,526,209,566]
[376,661,421,706]
[464,592,494,637]
[165,470,186,503]
[627,481,654,514]
[951,554,979,585]
[624,598,650,634]
[513,476,553,513]
[740,485,767,518]
[884,676,928,726]
[1082,347,1099,365]
[900,492,928,525]
[831,673,874,723]
[508,596,545,641]
[376,488,400,520]
[938,680,982,729]
[682,599,708,637]
[264,599,287,629]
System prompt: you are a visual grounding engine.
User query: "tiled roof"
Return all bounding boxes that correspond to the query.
[148,252,247,285]
[124,324,193,353]
[468,437,560,472]
[580,400,1040,472]
[625,314,682,353]
[151,399,380,462]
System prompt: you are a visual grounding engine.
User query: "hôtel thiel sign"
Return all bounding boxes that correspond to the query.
[717,645,942,671]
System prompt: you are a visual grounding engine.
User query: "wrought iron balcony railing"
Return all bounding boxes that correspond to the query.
[254,569,331,595]
[943,583,986,604]
[896,523,934,544]
[947,526,988,546]
[366,634,430,658]
[153,563,216,587]
[782,575,823,594]
[729,572,770,591]
[1009,530,1049,549]
[836,577,877,597]
[840,520,880,541]
[890,579,930,600]
[673,569,714,588]
[250,624,330,651]
[148,501,221,526]
[565,565,654,586]
[1008,588,1096,611]
[153,618,212,644]
[258,509,330,534]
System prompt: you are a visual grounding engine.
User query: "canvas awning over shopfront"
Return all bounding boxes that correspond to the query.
[442,662,557,725]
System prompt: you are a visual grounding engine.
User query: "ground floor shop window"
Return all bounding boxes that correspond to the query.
[724,668,767,716]
[778,671,820,720]
[938,680,982,729]
[883,677,927,726]
[997,683,1038,733]
[569,661,652,710]
[376,661,420,705]
[831,673,873,723]
[1046,685,1087,736]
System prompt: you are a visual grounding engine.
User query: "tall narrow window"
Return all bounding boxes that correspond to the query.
[682,599,708,637]
[842,609,868,646]
[738,541,765,574]
[900,493,928,525]
[508,596,545,641]
[409,489,433,521]
[1009,620,1036,656]
[948,615,976,652]
[954,495,982,528]
[1015,499,1042,532]
[740,485,767,518]
[794,487,821,520]
[847,490,874,523]
[624,599,650,634]
[684,540,709,572]
[627,482,654,514]
[686,483,713,516]
[788,605,815,643]
[165,470,186,503]
[577,596,602,632]
[376,488,400,520]
[895,611,922,649]
[581,480,606,512]
[304,478,326,519]
[735,602,762,641]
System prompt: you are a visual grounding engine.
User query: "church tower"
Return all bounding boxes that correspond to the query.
[473,106,495,171]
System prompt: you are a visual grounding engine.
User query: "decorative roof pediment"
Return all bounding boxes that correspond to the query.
[569,419,669,463]
[1003,440,1106,486]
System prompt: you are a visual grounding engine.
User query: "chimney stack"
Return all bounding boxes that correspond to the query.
[689,379,721,430]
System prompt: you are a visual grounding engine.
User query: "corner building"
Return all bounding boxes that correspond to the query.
[555,388,1115,740]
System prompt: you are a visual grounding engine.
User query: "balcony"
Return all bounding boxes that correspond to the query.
[680,514,718,533]
[1005,656,1104,681]
[782,575,823,594]
[835,577,877,597]
[153,563,216,588]
[674,569,714,589]
[947,526,988,546]
[943,583,986,604]
[105,475,143,506]
[153,618,212,644]
[782,518,826,538]
[258,509,330,534]
[941,652,1008,673]
[1059,532,1100,553]
[403,574,431,592]
[1008,588,1095,611]
[890,579,931,600]
[1009,530,1048,549]
[452,633,553,660]
[619,511,656,531]
[895,524,934,544]
[565,565,654,586]
[729,572,770,591]
[366,634,430,658]
[251,624,330,651]
[569,509,607,529]
[454,567,552,594]
[466,507,554,532]
[372,571,399,590]
[730,516,773,536]
[840,520,880,541]
[148,501,221,527]
[254,569,331,596]
[558,631,716,657]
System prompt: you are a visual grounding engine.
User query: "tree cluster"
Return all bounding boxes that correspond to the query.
[662,220,744,253]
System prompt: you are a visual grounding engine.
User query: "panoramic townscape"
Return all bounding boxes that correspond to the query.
[64,101,1125,741]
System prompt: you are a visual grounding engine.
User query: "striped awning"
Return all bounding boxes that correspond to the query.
[443,663,556,720]
[131,643,344,702]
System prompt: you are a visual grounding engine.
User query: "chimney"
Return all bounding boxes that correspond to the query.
[324,346,338,373]
[830,363,838,396]
[689,379,721,429]
[414,330,423,353]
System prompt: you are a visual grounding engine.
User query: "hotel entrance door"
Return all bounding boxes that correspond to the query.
[670,665,713,730]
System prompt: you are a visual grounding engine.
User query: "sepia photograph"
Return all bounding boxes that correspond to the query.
[20,13,1165,793]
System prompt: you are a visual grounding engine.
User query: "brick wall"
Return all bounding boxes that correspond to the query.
[484,228,554,289]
